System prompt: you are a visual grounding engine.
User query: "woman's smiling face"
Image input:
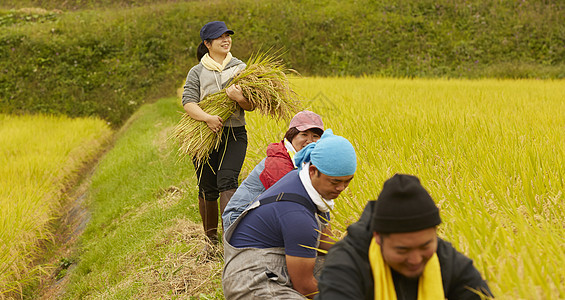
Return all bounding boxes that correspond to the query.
[291,129,322,151]
[205,33,232,57]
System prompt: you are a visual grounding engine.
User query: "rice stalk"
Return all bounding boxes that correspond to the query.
[173,51,301,164]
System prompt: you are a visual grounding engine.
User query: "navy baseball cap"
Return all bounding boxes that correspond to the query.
[200,21,234,41]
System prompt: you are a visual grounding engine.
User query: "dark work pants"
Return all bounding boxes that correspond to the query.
[193,126,247,201]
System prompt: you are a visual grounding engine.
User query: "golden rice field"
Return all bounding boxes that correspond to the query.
[243,77,565,300]
[0,114,112,296]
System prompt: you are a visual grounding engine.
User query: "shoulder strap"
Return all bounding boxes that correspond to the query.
[259,192,318,214]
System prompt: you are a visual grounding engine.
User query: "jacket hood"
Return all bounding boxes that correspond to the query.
[266,141,289,159]
[260,141,294,190]
[343,201,377,255]
[225,57,245,70]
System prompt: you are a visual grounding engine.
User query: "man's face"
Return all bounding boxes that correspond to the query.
[374,227,438,278]
[309,165,354,200]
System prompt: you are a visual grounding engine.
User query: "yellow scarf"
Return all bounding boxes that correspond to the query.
[201,52,233,72]
[369,237,444,300]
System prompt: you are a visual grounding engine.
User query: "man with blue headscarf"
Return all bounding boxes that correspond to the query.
[222,129,357,299]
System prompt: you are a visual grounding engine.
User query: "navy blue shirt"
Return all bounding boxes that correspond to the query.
[229,170,320,258]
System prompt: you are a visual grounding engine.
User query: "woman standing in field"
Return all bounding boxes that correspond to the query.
[181,21,254,248]
[222,110,325,230]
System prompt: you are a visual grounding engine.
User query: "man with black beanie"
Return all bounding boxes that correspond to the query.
[315,174,492,300]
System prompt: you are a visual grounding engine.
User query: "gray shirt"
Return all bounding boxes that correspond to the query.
[181,57,247,127]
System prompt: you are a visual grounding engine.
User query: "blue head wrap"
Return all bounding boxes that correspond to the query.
[294,129,357,176]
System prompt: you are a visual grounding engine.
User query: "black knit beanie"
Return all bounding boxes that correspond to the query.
[371,174,441,233]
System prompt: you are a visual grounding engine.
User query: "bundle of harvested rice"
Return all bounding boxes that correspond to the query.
[174,52,301,164]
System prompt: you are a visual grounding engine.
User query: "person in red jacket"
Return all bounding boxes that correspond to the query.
[222,110,324,230]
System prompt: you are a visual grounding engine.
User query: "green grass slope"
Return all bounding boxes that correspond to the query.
[1,0,564,126]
